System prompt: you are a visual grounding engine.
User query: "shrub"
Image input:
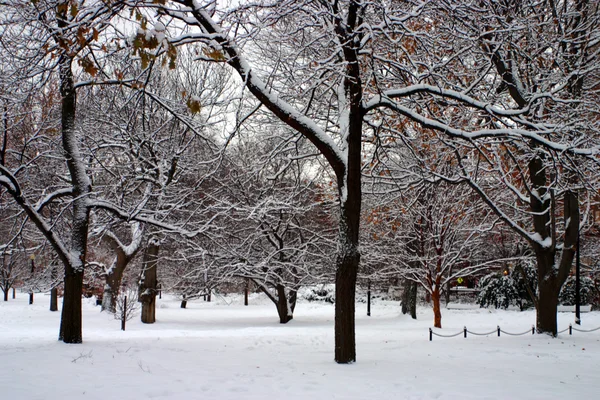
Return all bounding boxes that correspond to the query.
[477,273,519,309]
[477,263,536,310]
[559,276,595,306]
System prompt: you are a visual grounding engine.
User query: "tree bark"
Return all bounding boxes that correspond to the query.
[3,290,7,302]
[335,249,358,363]
[401,278,417,319]
[408,280,417,319]
[59,270,84,343]
[432,288,442,328]
[50,266,58,311]
[101,254,127,313]
[528,157,579,336]
[57,37,90,344]
[275,284,297,324]
[140,240,159,324]
[50,288,58,312]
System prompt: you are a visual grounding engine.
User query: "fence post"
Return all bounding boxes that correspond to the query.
[121,296,127,331]
[569,324,572,335]
[429,328,432,341]
[367,280,371,317]
[531,325,535,335]
[464,326,467,338]
[497,325,500,337]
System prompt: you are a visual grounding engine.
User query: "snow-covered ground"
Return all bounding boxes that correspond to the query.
[1,292,599,400]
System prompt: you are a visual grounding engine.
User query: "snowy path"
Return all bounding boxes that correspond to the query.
[1,293,599,399]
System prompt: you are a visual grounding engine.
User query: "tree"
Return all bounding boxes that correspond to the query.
[433,0,600,335]
[137,0,600,360]
[213,135,336,323]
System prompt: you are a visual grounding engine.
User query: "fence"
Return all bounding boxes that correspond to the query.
[429,324,600,341]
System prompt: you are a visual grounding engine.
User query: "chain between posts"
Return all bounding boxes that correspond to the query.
[429,324,600,341]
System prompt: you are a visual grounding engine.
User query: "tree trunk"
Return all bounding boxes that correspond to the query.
[12,287,15,299]
[50,266,58,311]
[101,255,127,313]
[50,287,58,312]
[432,288,442,328]
[140,240,159,324]
[59,269,84,343]
[528,158,578,336]
[29,293,33,304]
[275,284,297,324]
[180,298,187,309]
[3,289,7,302]
[56,16,90,343]
[409,280,417,319]
[536,277,559,335]
[401,278,417,319]
[244,278,249,306]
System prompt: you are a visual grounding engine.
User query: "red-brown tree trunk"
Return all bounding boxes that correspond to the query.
[432,288,442,329]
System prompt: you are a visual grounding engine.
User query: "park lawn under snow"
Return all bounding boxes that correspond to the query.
[1,292,599,400]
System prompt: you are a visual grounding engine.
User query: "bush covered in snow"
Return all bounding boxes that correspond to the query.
[559,276,595,306]
[477,264,536,310]
[477,273,519,309]
[301,285,335,303]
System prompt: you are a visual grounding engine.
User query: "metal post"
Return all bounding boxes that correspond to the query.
[497,325,500,337]
[121,296,127,331]
[367,280,371,316]
[532,325,535,335]
[464,326,467,338]
[29,256,35,305]
[575,229,581,325]
[569,324,572,335]
[429,328,432,341]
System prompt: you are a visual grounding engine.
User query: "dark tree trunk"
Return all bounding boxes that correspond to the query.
[57,44,89,344]
[275,284,297,324]
[244,278,249,306]
[537,276,560,335]
[50,288,58,312]
[101,228,142,313]
[528,158,579,336]
[101,255,127,313]
[59,269,84,343]
[180,297,187,309]
[401,279,411,313]
[50,266,58,311]
[12,287,15,299]
[29,293,33,304]
[3,290,7,302]
[408,281,417,319]
[140,240,159,324]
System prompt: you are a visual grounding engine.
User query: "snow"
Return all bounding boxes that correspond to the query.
[2,292,600,399]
